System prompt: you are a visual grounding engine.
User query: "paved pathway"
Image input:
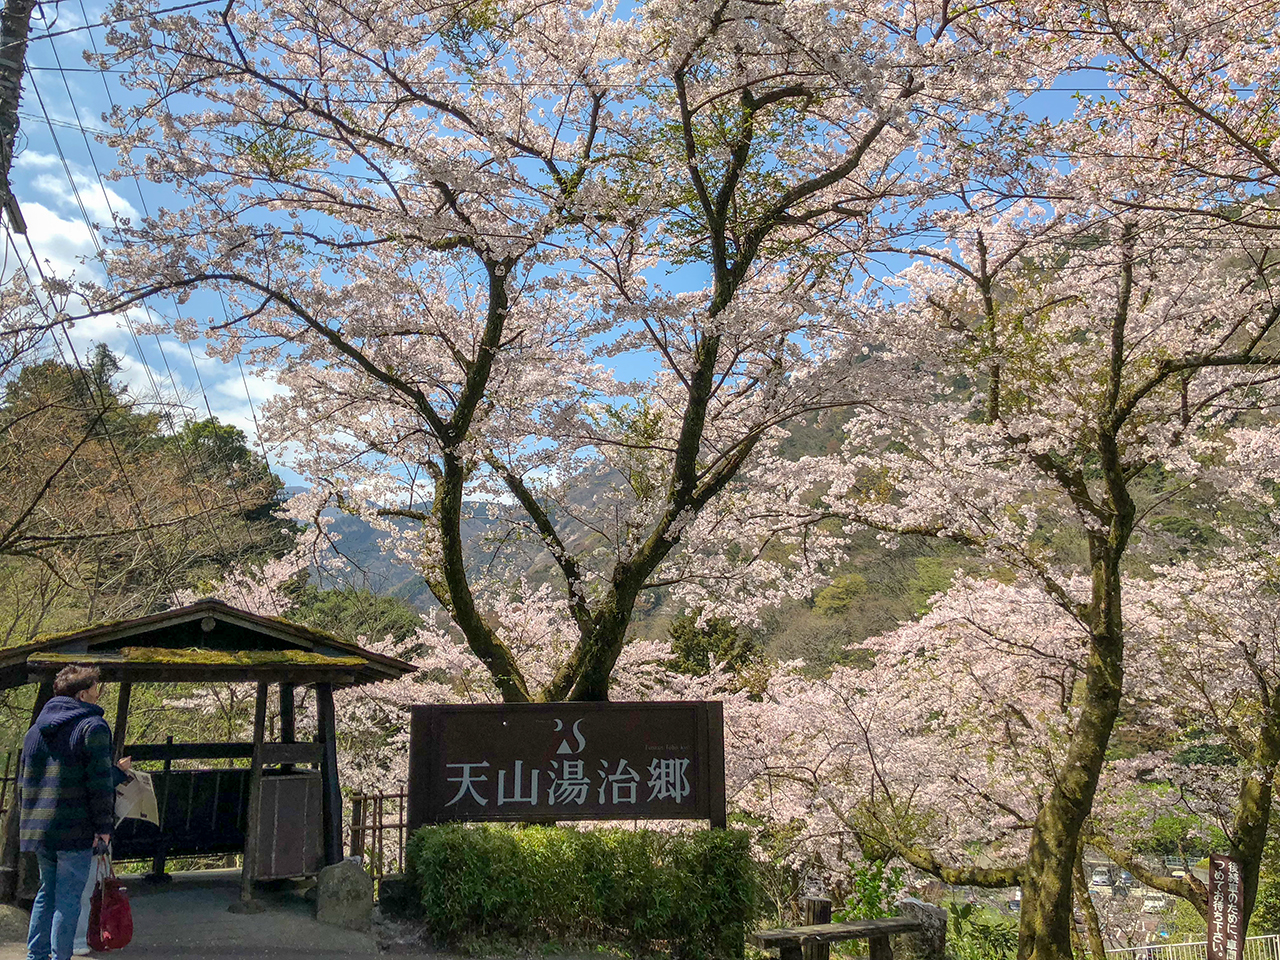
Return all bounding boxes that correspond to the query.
[0,869,437,959]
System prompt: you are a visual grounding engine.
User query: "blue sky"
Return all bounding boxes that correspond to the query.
[10,0,287,474]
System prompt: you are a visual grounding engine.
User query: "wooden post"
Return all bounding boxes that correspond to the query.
[0,679,53,903]
[235,682,269,911]
[869,935,893,960]
[349,794,365,866]
[705,700,727,828]
[0,0,37,232]
[802,897,832,960]
[279,682,295,774]
[780,944,803,960]
[147,735,174,882]
[315,682,342,865]
[112,682,132,761]
[0,752,11,815]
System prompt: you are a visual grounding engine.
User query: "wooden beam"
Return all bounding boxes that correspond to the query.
[112,681,132,761]
[259,742,322,767]
[279,682,296,742]
[0,0,37,233]
[315,682,342,865]
[238,682,269,907]
[749,919,924,946]
[27,661,360,685]
[127,742,253,762]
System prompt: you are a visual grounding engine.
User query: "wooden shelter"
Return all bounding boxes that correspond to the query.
[0,599,415,907]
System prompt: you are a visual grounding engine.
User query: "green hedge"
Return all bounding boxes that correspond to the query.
[405,824,756,959]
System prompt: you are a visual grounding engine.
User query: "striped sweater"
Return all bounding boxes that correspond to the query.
[19,697,117,852]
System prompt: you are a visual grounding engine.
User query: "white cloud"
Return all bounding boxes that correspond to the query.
[29,170,137,228]
[13,151,65,171]
[20,200,100,278]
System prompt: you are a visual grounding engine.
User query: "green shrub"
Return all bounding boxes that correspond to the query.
[406,824,757,959]
[946,903,1017,960]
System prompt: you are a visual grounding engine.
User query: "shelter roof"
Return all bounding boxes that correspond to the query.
[0,599,415,690]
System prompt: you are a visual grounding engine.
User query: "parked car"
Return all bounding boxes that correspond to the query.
[1118,870,1135,886]
[1090,867,1112,887]
[1142,894,1168,913]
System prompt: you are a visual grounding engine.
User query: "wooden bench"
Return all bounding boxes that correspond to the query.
[750,918,925,960]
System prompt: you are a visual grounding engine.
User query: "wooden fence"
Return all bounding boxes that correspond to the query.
[0,751,16,819]
[348,789,408,880]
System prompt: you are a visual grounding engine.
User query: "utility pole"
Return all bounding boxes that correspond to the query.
[0,0,36,233]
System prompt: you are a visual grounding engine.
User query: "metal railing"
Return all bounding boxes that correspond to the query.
[1107,935,1280,960]
[348,789,408,880]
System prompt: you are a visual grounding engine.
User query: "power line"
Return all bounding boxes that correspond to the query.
[67,0,276,482]
[21,63,268,612]
[21,60,1267,101]
[21,0,220,44]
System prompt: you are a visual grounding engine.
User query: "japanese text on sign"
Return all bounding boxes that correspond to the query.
[442,756,692,809]
[408,702,726,827]
[1209,854,1243,960]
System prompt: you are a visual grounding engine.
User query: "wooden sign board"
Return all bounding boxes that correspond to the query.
[1209,853,1243,960]
[408,701,726,828]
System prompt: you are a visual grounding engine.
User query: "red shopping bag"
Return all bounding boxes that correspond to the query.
[87,855,133,951]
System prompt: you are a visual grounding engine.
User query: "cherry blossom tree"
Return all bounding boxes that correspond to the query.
[175,553,735,796]
[741,204,1280,957]
[1044,0,1280,219]
[85,0,1044,702]
[1088,544,1280,938]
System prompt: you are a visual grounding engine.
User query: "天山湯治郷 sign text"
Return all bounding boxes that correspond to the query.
[407,701,726,828]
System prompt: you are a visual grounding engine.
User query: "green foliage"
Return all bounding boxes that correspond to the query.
[592,398,667,505]
[173,418,277,491]
[1251,828,1280,934]
[833,861,905,923]
[905,557,959,616]
[225,127,318,178]
[1253,877,1280,934]
[406,824,757,959]
[1165,897,1208,942]
[945,903,1017,960]
[669,614,759,675]
[287,583,425,647]
[1174,741,1238,766]
[813,575,869,618]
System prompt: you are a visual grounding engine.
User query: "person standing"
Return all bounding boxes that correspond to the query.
[19,665,128,960]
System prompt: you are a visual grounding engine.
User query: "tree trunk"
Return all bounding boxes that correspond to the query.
[1231,686,1280,937]
[1017,552,1125,960]
[1074,851,1107,960]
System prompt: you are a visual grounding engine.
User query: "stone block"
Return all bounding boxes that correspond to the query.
[316,856,374,932]
[0,904,29,942]
[893,898,946,960]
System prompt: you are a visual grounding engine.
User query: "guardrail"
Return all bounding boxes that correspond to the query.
[1107,935,1280,960]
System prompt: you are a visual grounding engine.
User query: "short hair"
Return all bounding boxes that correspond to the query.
[53,664,101,698]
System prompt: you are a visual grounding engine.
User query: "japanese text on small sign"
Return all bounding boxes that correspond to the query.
[1209,854,1243,960]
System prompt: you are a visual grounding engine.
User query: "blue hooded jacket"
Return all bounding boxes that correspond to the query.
[19,696,118,851]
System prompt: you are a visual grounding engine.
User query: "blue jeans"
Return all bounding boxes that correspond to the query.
[27,847,92,960]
